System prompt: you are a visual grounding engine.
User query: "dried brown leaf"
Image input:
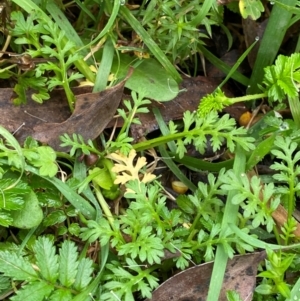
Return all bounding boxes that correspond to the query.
[146,251,266,301]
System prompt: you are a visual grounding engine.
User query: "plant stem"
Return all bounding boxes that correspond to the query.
[119,103,139,138]
[230,92,267,103]
[56,44,76,111]
[93,182,115,227]
[62,79,76,112]
[133,127,248,153]
[273,224,281,245]
[187,210,202,241]
[12,0,95,83]
[288,173,295,221]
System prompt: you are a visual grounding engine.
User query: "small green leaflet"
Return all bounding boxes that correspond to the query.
[29,146,58,177]
[239,0,264,19]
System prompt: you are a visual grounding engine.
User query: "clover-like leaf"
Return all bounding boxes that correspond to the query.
[239,0,264,20]
[28,146,58,177]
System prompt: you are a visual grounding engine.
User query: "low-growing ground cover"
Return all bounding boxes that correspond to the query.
[0,0,299,300]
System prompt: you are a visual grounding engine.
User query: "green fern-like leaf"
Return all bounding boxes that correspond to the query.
[0,252,38,280]
[118,225,164,264]
[48,288,73,301]
[59,240,79,287]
[60,133,97,157]
[263,53,300,102]
[11,281,53,301]
[101,258,159,301]
[33,236,59,282]
[73,258,94,291]
[172,111,255,158]
[0,275,10,293]
[0,236,95,300]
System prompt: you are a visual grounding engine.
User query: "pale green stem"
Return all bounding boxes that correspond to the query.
[93,183,115,227]
[229,92,267,103]
[207,145,246,301]
[186,210,202,242]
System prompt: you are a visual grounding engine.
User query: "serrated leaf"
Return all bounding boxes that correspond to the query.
[73,258,94,291]
[10,281,53,301]
[59,240,79,287]
[31,90,50,103]
[38,62,62,73]
[118,227,164,264]
[43,210,67,227]
[0,252,38,280]
[48,78,64,89]
[49,288,73,301]
[68,223,81,236]
[10,11,45,38]
[33,237,59,282]
[14,37,34,45]
[30,146,58,177]
[66,54,83,67]
[270,162,289,173]
[0,212,12,227]
[263,54,300,102]
[80,219,111,243]
[0,275,10,293]
[13,83,27,105]
[137,280,152,299]
[60,40,75,56]
[41,35,57,48]
[220,184,239,202]
[13,75,49,104]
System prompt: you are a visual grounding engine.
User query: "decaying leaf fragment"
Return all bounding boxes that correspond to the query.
[107,149,156,185]
[0,78,128,151]
[146,251,266,301]
[32,79,127,151]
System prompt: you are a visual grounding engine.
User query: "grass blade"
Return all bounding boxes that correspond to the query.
[152,107,177,152]
[119,6,181,83]
[46,2,85,49]
[198,45,249,86]
[78,0,121,51]
[25,165,96,220]
[189,0,216,27]
[218,40,258,89]
[158,144,197,192]
[93,37,115,92]
[207,145,246,301]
